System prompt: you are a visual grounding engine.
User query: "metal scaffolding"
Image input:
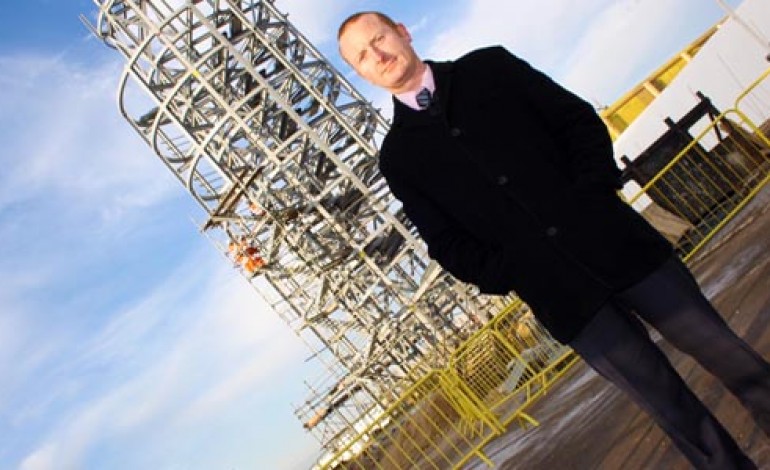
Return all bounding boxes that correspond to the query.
[84,0,506,455]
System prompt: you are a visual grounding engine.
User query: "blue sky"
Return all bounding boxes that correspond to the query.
[0,1,741,469]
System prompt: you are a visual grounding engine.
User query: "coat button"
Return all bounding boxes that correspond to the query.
[450,127,462,137]
[545,226,558,237]
[496,175,509,185]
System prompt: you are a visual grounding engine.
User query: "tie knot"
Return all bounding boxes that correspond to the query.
[416,87,432,110]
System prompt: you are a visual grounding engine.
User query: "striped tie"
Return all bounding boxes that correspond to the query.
[416,87,432,110]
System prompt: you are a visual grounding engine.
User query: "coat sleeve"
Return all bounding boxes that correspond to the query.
[491,46,621,191]
[379,156,511,295]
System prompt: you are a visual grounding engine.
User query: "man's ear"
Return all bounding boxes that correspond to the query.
[395,23,412,42]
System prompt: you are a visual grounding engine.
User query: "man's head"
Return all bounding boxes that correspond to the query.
[337,12,425,95]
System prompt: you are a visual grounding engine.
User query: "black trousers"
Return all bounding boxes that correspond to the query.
[569,256,770,470]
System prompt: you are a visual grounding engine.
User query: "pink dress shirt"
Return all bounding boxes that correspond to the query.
[395,64,436,111]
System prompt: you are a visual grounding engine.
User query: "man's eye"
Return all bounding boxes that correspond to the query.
[375,35,384,42]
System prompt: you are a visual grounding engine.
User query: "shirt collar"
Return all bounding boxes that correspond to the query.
[394,64,435,111]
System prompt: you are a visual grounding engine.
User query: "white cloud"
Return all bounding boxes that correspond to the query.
[14,251,307,469]
[0,54,175,221]
[423,0,735,105]
[0,29,323,466]
[275,0,358,45]
[19,442,57,470]
[558,0,694,105]
[0,302,32,392]
[0,53,187,421]
[426,0,609,66]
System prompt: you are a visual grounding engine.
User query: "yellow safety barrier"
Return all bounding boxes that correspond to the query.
[447,301,575,429]
[321,67,770,470]
[321,302,577,470]
[323,370,497,470]
[628,70,770,262]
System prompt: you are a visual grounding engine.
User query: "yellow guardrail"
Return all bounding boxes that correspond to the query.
[320,302,576,470]
[628,69,770,262]
[320,67,770,470]
[321,370,498,469]
[448,300,575,431]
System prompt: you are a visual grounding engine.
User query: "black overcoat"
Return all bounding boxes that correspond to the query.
[378,46,672,342]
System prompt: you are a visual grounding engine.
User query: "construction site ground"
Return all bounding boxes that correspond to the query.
[464,183,770,470]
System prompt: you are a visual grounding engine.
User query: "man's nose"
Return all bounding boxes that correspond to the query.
[371,45,388,62]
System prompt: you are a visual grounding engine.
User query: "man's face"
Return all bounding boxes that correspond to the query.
[338,14,423,94]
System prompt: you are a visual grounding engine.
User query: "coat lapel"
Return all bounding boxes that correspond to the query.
[430,60,454,113]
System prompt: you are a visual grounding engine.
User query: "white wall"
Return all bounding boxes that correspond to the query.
[614,0,770,208]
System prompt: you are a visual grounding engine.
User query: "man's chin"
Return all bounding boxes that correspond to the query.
[381,70,410,90]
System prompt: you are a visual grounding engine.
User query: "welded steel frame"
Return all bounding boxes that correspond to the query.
[86,0,507,452]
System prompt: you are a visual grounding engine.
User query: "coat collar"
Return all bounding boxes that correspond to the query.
[391,60,454,129]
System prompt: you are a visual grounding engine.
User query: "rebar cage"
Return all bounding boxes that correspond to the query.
[85,0,514,454]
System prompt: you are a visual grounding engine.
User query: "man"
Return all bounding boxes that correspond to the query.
[337,11,770,469]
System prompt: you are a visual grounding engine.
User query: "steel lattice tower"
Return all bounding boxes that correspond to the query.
[85,0,510,453]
